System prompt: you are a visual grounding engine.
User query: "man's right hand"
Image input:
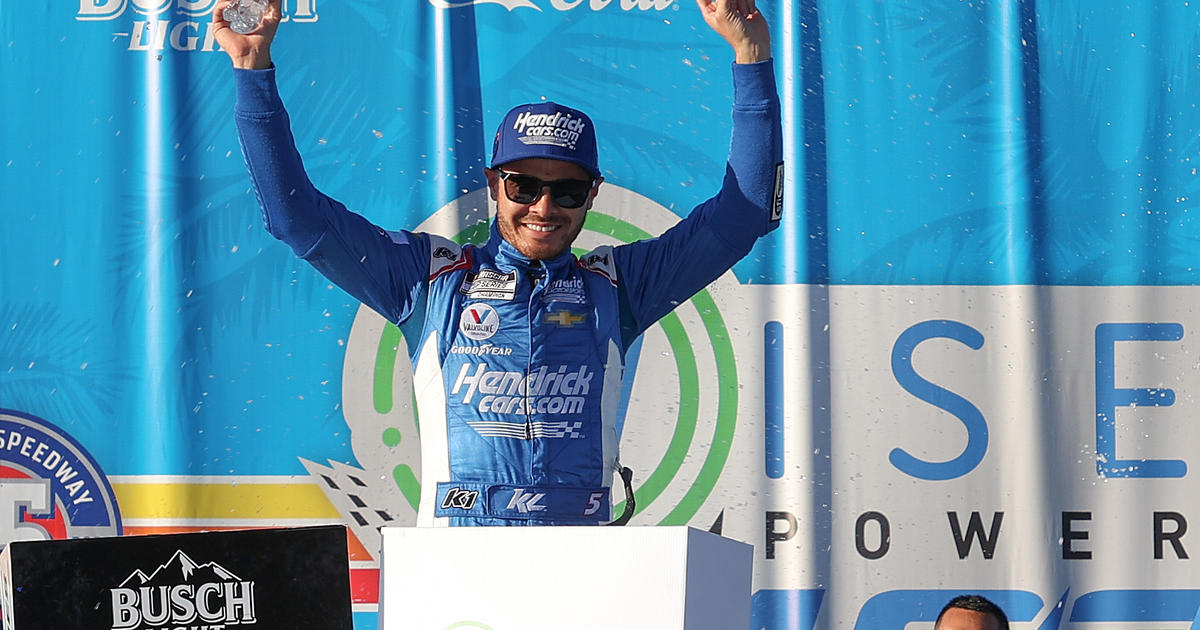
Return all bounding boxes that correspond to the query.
[695,0,771,64]
[213,0,281,70]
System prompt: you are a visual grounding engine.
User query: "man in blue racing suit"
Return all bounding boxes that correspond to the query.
[215,0,783,526]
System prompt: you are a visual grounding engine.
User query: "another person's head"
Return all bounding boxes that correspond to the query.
[934,594,1009,630]
[485,102,603,260]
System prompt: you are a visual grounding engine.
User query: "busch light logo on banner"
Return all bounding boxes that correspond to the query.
[74,0,318,52]
[109,550,257,630]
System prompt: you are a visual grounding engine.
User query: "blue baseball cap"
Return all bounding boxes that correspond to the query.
[490,101,601,179]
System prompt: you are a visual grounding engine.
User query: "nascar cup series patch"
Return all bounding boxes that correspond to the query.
[459,269,518,301]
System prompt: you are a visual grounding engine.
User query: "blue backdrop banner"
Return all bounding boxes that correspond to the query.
[2,1,1199,627]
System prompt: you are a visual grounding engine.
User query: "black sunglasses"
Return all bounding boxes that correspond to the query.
[495,169,594,209]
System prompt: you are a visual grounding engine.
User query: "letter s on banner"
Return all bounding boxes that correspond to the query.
[889,320,987,481]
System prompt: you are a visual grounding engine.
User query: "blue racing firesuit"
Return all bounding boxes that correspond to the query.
[233,60,783,526]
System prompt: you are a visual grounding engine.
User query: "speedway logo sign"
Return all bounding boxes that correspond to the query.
[0,409,122,544]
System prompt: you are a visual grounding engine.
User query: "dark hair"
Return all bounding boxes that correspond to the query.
[935,594,1010,630]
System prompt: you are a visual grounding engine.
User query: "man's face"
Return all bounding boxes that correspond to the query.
[934,608,1002,630]
[486,158,601,260]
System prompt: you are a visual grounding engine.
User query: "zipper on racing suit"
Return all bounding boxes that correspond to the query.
[524,263,544,446]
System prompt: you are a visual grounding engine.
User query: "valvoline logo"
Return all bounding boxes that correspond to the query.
[0,409,122,545]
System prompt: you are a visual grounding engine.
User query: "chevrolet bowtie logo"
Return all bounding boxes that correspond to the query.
[544,311,587,327]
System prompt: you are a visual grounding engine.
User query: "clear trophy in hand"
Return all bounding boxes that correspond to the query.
[223,0,269,35]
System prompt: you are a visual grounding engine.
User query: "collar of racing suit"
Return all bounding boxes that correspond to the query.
[484,219,578,279]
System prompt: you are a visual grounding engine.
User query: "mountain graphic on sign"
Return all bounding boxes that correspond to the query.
[119,550,241,588]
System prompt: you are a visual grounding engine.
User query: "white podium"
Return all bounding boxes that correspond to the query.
[379,526,752,630]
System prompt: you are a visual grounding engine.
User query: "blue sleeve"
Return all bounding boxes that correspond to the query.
[613,60,783,346]
[233,66,430,328]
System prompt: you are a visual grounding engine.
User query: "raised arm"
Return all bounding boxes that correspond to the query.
[613,0,783,345]
[214,0,431,327]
